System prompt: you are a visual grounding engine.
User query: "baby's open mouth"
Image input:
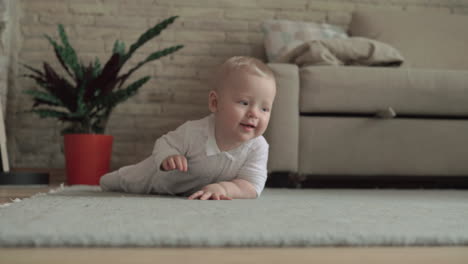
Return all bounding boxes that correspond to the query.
[241,123,256,128]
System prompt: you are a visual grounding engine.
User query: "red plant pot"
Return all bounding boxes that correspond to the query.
[64,134,113,185]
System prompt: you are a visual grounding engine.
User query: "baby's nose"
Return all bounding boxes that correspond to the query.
[247,108,258,118]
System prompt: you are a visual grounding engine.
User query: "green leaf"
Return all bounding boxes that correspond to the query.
[49,24,83,80]
[57,24,71,47]
[112,40,126,56]
[124,16,178,64]
[21,74,67,104]
[29,108,70,119]
[94,76,151,109]
[22,73,46,86]
[44,35,74,80]
[23,90,63,106]
[145,45,183,62]
[118,45,183,88]
[93,57,102,78]
[21,63,45,77]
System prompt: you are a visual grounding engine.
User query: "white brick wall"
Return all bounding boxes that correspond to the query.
[7,0,468,169]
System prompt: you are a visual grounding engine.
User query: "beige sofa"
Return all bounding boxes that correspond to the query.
[265,10,468,187]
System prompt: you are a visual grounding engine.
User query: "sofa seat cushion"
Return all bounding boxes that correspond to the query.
[299,116,468,175]
[349,10,468,70]
[300,66,468,116]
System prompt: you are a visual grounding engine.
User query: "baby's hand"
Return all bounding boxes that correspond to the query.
[161,155,188,172]
[188,183,232,200]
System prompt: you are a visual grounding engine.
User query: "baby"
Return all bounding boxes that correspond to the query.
[100,56,276,200]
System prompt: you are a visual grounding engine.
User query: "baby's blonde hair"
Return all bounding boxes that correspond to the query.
[211,56,275,91]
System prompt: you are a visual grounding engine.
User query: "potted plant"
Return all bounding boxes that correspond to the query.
[22,16,183,185]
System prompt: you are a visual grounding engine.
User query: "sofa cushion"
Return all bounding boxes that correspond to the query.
[261,19,348,62]
[348,10,468,70]
[276,37,404,67]
[300,66,468,116]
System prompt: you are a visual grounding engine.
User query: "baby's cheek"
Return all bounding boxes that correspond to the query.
[257,123,267,135]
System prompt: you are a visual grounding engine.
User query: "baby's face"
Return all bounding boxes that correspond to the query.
[212,71,276,145]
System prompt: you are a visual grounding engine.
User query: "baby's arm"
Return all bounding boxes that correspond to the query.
[219,179,257,198]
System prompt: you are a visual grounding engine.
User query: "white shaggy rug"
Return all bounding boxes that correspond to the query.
[0,185,467,247]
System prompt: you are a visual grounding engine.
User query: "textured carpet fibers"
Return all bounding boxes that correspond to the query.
[0,186,467,247]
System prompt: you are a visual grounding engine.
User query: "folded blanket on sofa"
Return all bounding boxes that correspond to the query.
[276,37,404,67]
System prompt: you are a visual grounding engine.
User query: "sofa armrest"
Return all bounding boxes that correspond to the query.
[265,63,300,173]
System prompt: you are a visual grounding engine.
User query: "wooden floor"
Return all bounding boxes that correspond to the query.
[1,169,467,264]
[1,247,467,264]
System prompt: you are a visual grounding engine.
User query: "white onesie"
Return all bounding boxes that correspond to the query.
[100,114,269,197]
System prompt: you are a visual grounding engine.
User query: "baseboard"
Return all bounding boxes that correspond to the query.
[0,172,49,185]
[7,168,66,185]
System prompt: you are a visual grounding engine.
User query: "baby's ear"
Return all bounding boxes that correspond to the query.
[208,90,218,113]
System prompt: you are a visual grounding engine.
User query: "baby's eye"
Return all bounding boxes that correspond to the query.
[262,107,270,112]
[238,100,248,106]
